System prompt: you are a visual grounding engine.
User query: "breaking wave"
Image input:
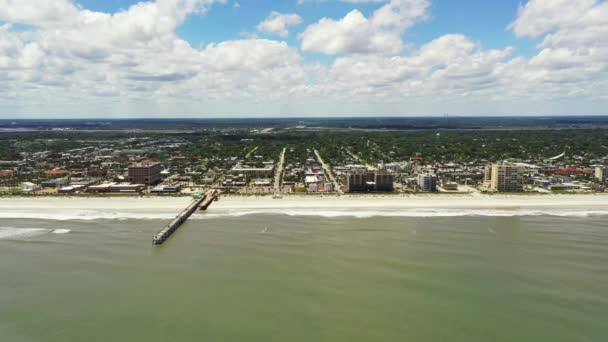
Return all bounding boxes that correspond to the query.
[0,227,51,240]
[51,229,71,234]
[194,209,608,219]
[2,208,608,221]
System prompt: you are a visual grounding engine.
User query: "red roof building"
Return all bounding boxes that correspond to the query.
[543,167,593,176]
[0,170,14,177]
[44,169,69,176]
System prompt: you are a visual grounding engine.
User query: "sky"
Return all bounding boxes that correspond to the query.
[0,0,606,118]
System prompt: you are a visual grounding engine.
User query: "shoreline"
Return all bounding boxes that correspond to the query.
[2,194,608,221]
[1,193,608,211]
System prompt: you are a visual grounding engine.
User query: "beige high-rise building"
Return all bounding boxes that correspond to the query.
[485,163,525,192]
[483,164,493,187]
[595,166,607,182]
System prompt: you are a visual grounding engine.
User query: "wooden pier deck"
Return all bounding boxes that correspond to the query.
[152,189,220,245]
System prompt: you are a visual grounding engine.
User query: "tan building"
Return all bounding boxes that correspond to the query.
[486,163,525,192]
[595,166,607,182]
[483,164,493,187]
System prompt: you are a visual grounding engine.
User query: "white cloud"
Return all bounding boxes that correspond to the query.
[298,0,386,4]
[324,34,513,98]
[507,0,608,91]
[508,0,597,38]
[0,0,607,117]
[300,0,430,55]
[0,0,80,27]
[257,11,302,37]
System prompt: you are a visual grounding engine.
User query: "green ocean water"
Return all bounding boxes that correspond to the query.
[1,215,607,341]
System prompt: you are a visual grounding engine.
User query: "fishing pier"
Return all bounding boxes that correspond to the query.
[152,189,220,245]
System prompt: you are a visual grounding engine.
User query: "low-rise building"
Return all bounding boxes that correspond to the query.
[230,165,274,179]
[21,182,41,193]
[41,178,68,188]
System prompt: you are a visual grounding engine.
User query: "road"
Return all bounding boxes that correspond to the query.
[345,148,377,170]
[245,146,259,159]
[314,148,344,195]
[274,147,286,194]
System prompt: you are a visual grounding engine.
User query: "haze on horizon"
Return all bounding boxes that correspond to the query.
[0,0,606,119]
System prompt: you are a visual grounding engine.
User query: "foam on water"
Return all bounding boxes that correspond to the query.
[0,210,176,221]
[2,208,608,221]
[193,208,608,219]
[0,227,50,240]
[51,229,71,234]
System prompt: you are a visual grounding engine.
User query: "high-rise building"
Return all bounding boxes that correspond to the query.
[488,163,525,192]
[417,173,437,192]
[596,166,608,182]
[128,162,161,185]
[346,172,370,192]
[374,172,394,192]
[483,164,493,187]
[346,171,394,192]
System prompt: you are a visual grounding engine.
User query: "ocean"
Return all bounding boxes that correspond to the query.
[1,210,607,341]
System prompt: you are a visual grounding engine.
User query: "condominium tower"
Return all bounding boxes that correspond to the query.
[485,163,525,192]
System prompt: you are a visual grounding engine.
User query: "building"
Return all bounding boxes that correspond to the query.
[109,183,146,193]
[487,163,525,192]
[41,178,68,188]
[44,169,69,177]
[595,166,608,182]
[230,165,274,179]
[346,171,372,192]
[128,162,161,185]
[58,185,87,193]
[374,172,394,192]
[483,164,493,187]
[151,184,182,194]
[442,182,459,191]
[21,182,41,193]
[346,171,394,192]
[417,173,437,192]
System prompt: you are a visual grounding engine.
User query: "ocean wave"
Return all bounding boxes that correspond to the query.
[51,229,71,234]
[0,211,177,221]
[1,208,608,221]
[193,208,608,219]
[0,227,51,240]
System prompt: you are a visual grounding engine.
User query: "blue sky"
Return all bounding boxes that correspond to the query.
[80,0,536,58]
[0,0,606,118]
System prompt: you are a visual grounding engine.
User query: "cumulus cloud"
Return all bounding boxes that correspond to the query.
[507,0,608,89]
[300,0,430,55]
[0,0,309,106]
[508,0,597,38]
[257,11,302,37]
[325,34,513,98]
[0,0,606,117]
[298,0,386,4]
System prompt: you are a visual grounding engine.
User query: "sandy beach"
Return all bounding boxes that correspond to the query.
[1,193,608,220]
